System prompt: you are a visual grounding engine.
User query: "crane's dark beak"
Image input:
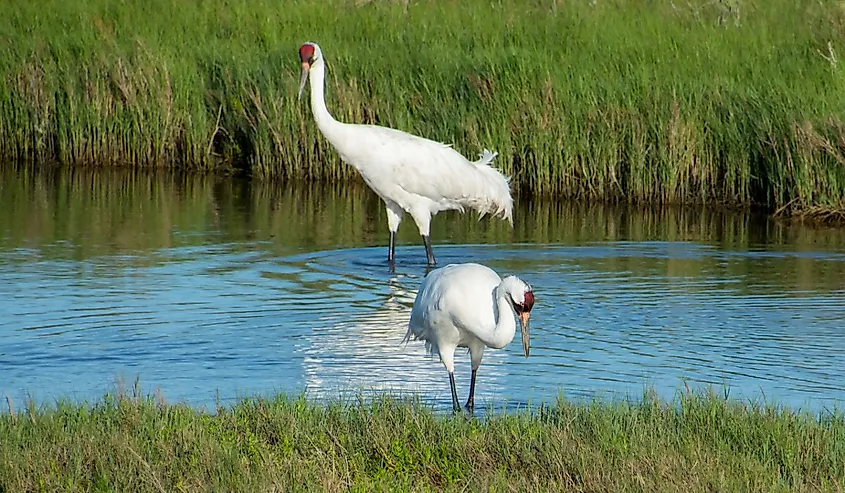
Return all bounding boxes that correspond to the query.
[518,311,530,357]
[298,62,310,100]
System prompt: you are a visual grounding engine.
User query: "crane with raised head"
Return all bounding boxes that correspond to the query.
[403,262,534,413]
[297,42,513,267]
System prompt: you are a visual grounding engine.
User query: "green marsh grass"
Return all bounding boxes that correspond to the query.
[1,0,844,215]
[1,389,843,491]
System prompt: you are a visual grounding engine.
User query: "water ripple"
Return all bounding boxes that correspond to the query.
[1,241,844,413]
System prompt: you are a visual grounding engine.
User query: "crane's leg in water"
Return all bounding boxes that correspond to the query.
[465,369,478,413]
[423,235,437,266]
[388,232,396,263]
[448,372,461,413]
[409,208,436,266]
[385,202,404,265]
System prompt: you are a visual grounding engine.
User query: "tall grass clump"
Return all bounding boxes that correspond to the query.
[1,0,844,215]
[1,389,843,491]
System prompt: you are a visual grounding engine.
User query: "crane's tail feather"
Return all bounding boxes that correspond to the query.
[401,326,414,346]
[474,149,499,167]
[402,325,437,356]
[464,148,514,227]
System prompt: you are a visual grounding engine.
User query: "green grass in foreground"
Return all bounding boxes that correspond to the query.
[1,0,845,216]
[1,390,844,491]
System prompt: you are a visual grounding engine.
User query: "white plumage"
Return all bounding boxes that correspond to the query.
[403,263,535,412]
[298,42,513,266]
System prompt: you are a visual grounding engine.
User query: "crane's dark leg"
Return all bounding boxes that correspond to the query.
[422,235,436,267]
[465,369,478,413]
[388,231,397,273]
[448,372,461,413]
[388,231,396,263]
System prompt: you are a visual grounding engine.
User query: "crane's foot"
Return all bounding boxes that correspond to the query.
[464,400,475,415]
[422,235,436,267]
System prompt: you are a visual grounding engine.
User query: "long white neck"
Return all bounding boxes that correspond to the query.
[475,286,518,350]
[307,59,344,143]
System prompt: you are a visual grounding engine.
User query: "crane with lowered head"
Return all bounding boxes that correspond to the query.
[403,262,535,413]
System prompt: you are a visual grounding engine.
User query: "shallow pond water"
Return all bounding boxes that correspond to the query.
[1,165,844,413]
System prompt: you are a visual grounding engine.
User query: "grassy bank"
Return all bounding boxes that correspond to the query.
[1,0,844,216]
[1,390,843,492]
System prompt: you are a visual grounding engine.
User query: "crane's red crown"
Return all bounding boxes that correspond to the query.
[522,290,535,312]
[513,289,534,314]
[299,44,315,63]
